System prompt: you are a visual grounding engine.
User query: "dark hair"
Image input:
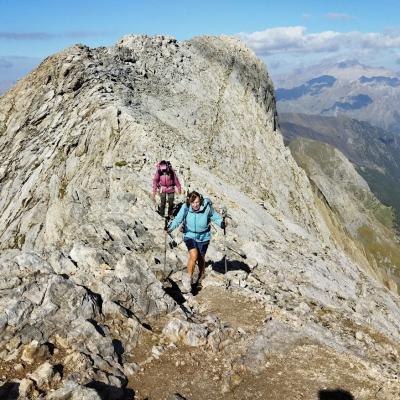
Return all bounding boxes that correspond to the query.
[186,191,203,206]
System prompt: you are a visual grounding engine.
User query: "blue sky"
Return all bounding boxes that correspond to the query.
[1,0,400,88]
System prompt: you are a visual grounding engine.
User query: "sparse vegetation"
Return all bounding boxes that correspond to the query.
[115,160,127,167]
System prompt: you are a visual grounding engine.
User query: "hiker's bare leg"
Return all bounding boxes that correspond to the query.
[187,248,198,282]
[197,254,205,282]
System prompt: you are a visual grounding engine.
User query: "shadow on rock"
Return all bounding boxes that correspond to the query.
[319,389,354,400]
[211,258,250,274]
[86,381,135,400]
[0,382,19,400]
[164,278,186,305]
[112,339,125,364]
[191,282,202,296]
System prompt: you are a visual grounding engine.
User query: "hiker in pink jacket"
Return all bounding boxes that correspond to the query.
[152,160,182,217]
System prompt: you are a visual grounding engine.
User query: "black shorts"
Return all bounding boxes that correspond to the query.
[184,239,210,257]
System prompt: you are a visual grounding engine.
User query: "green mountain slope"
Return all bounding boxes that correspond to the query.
[280,113,400,228]
[289,137,400,291]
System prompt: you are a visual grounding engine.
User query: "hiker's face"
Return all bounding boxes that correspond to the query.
[191,197,201,211]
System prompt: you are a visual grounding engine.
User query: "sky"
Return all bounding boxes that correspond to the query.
[1,0,400,89]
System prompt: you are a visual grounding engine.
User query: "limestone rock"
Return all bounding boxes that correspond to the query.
[21,340,52,364]
[162,318,208,347]
[18,378,37,398]
[47,381,102,400]
[27,361,58,389]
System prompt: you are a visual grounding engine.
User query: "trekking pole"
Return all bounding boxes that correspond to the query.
[221,207,228,278]
[164,216,168,277]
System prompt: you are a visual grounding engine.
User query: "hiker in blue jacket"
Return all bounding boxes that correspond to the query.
[167,190,226,290]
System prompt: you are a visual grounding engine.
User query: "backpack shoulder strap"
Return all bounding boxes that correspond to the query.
[182,204,189,232]
[183,204,189,220]
[170,168,175,185]
[203,198,213,219]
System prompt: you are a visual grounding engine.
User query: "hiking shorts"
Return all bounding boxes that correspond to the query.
[184,239,210,257]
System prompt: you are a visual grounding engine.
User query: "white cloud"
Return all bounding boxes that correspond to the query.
[238,26,400,56]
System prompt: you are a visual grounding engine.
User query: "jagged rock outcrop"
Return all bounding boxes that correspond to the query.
[0,35,399,398]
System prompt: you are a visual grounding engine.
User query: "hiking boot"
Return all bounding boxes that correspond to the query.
[197,273,205,289]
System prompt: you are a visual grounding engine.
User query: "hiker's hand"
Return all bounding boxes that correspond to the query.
[176,188,182,194]
[151,193,156,201]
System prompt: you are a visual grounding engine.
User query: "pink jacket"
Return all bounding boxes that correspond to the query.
[153,169,181,194]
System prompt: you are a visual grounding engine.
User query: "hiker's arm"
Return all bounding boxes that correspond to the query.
[209,206,224,228]
[152,172,160,195]
[173,171,182,193]
[167,205,186,232]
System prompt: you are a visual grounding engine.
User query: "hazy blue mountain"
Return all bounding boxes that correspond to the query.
[0,80,15,95]
[321,94,373,113]
[359,76,400,87]
[279,112,400,227]
[0,56,41,95]
[276,61,400,132]
[276,75,336,100]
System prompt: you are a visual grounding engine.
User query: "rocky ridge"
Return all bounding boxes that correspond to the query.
[0,35,399,398]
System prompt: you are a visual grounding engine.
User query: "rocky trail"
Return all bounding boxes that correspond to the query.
[128,265,399,400]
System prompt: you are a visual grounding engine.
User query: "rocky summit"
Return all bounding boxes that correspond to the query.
[0,35,399,399]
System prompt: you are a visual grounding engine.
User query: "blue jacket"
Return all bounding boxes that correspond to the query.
[168,198,223,242]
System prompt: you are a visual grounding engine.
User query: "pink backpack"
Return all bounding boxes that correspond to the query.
[156,160,175,188]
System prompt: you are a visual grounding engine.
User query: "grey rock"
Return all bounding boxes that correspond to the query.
[27,361,56,389]
[181,272,193,294]
[21,340,51,364]
[18,378,36,398]
[185,324,208,347]
[47,381,102,400]
[151,345,165,359]
[295,302,311,316]
[355,331,364,341]
[123,361,139,376]
[162,318,208,347]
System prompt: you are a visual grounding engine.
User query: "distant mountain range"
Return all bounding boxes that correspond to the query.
[275,61,400,133]
[279,112,400,228]
[0,56,41,96]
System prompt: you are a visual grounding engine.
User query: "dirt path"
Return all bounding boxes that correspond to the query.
[127,286,399,400]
